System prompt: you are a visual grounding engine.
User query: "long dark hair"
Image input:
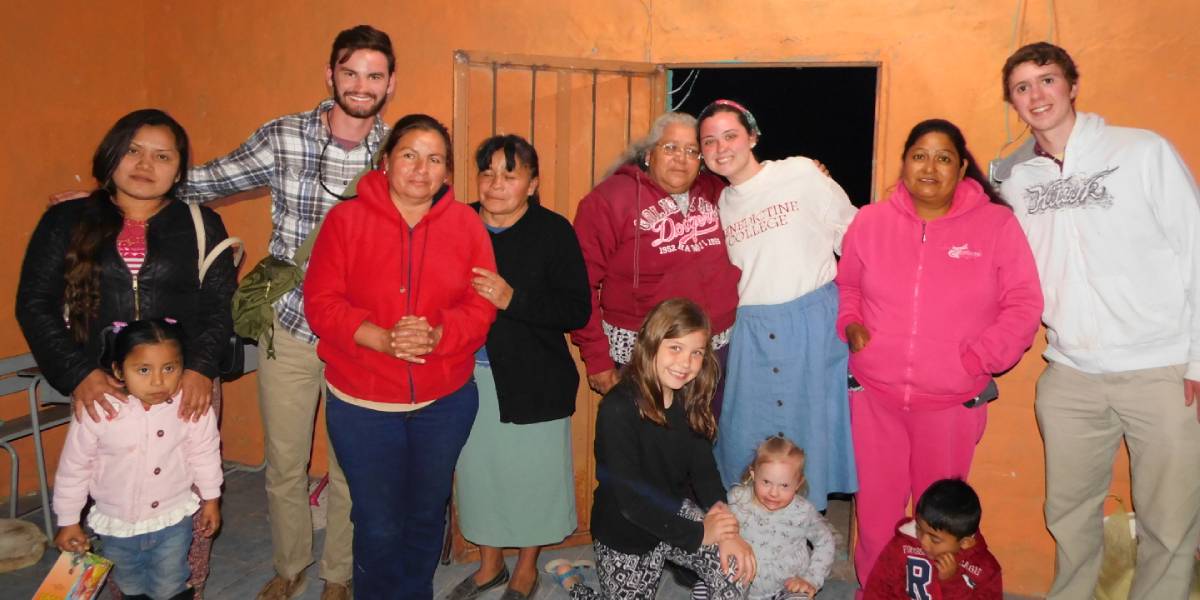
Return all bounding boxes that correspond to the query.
[474,134,540,205]
[64,109,190,343]
[901,119,1009,207]
[624,298,720,440]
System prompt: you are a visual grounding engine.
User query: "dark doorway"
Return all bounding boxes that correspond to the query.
[669,66,878,207]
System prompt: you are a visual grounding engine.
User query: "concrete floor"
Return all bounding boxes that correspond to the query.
[2,470,1035,599]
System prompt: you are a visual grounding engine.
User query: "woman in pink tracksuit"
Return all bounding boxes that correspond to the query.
[836,119,1042,590]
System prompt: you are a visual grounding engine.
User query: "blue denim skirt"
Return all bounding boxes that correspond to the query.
[714,282,857,510]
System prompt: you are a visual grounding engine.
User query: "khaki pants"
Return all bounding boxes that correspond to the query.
[1037,362,1200,600]
[257,317,353,583]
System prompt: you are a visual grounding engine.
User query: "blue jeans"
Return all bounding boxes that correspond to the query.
[326,380,479,600]
[100,513,193,599]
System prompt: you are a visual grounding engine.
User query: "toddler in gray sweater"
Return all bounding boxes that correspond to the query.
[694,436,836,600]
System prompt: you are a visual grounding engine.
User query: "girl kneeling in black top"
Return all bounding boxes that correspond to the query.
[554,298,756,598]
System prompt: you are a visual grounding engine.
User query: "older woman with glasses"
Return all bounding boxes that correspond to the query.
[571,112,741,417]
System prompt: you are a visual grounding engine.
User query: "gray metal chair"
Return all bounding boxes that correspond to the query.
[0,354,73,539]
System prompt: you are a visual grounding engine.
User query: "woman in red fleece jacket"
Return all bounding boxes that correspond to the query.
[304,114,497,599]
[571,112,741,415]
[835,119,1041,591]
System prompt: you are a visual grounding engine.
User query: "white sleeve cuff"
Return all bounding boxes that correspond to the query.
[1184,361,1200,382]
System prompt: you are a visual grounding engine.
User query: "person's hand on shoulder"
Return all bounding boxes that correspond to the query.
[71,369,127,422]
[178,370,212,422]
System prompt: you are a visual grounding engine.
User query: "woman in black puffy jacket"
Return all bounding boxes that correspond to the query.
[15,109,237,596]
[17,108,236,421]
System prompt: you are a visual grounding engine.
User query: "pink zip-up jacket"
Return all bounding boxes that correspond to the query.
[53,391,223,527]
[836,178,1043,410]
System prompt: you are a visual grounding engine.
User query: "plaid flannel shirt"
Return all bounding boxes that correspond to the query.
[178,99,388,343]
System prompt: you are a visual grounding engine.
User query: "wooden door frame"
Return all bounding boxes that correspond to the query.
[448,50,665,563]
[452,51,666,214]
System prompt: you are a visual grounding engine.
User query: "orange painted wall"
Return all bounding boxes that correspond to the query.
[4,1,1198,595]
[0,0,149,512]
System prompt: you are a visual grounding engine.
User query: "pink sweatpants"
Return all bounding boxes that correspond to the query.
[850,388,988,590]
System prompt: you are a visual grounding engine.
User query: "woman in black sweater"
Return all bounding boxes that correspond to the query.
[17,109,236,420]
[448,135,591,600]
[555,298,755,599]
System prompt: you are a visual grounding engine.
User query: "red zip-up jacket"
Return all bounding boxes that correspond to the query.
[304,170,497,404]
[571,165,741,374]
[836,178,1042,410]
[864,519,1002,599]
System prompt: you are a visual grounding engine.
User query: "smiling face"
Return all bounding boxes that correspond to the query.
[385,128,449,208]
[115,341,183,407]
[477,149,537,226]
[901,131,967,216]
[654,330,707,402]
[699,109,759,184]
[1006,61,1078,140]
[110,125,182,204]
[327,49,395,119]
[646,122,702,194]
[752,458,804,512]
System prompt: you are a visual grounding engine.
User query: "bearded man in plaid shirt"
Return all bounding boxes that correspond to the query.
[177,24,395,600]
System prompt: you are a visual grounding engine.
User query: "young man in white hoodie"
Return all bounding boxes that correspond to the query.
[997,42,1200,599]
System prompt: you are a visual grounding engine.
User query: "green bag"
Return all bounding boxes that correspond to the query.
[231,219,324,358]
[231,142,377,357]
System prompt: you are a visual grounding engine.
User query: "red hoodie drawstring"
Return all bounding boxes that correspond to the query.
[633,170,642,289]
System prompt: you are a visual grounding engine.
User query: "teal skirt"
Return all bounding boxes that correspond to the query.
[454,364,577,547]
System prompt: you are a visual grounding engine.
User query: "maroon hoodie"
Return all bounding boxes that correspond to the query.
[864,519,1002,600]
[571,165,741,374]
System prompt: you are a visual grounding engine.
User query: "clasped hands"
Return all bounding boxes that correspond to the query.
[377,316,443,363]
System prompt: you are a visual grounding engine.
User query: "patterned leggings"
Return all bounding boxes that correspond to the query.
[692,583,809,600]
[569,501,745,600]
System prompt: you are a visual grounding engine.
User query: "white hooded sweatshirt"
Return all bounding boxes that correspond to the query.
[1000,112,1200,379]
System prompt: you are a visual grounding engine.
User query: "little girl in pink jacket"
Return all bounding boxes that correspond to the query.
[836,120,1042,591]
[53,319,222,600]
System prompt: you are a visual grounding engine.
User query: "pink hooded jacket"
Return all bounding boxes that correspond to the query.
[53,391,223,527]
[836,178,1043,410]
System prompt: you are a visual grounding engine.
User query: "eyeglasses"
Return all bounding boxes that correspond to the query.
[318,137,375,200]
[657,142,702,160]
